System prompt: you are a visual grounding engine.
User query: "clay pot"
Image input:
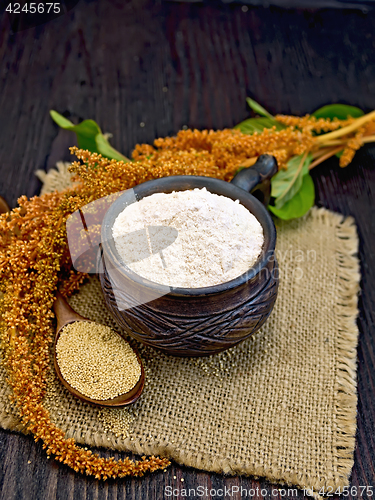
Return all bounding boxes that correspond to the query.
[99,155,279,357]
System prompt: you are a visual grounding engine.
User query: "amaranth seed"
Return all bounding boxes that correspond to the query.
[56,322,141,400]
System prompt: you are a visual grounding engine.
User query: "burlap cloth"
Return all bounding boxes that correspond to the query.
[0,164,360,494]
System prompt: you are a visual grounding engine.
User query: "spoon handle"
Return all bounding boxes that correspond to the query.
[230,154,278,206]
[53,291,86,333]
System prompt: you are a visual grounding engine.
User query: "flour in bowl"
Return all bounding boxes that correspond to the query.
[112,188,264,288]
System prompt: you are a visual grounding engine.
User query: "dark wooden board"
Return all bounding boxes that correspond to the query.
[167,0,375,10]
[0,1,374,499]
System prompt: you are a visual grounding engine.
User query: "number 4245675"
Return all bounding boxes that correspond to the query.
[5,3,61,14]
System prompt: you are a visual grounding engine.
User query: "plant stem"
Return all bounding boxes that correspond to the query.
[309,146,343,170]
[318,139,346,147]
[316,110,375,143]
[237,156,258,168]
[362,135,375,143]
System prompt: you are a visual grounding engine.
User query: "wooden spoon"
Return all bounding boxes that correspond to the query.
[53,292,145,407]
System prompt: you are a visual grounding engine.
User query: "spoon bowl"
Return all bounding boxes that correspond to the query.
[53,292,145,407]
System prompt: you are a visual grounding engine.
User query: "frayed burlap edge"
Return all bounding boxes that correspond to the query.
[51,207,358,495]
[35,162,76,195]
[332,211,359,487]
[0,162,360,495]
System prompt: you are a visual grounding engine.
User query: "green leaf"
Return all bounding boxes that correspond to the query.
[246,97,274,119]
[271,153,312,209]
[50,110,129,161]
[235,117,285,135]
[269,174,315,220]
[312,104,364,120]
[95,134,129,162]
[71,121,102,152]
[50,111,101,153]
[50,110,76,129]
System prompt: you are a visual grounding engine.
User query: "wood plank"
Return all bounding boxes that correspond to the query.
[0,1,374,498]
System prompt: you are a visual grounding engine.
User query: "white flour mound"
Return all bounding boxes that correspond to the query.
[112,188,264,288]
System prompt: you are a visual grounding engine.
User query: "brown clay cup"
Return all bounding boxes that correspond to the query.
[99,155,279,357]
